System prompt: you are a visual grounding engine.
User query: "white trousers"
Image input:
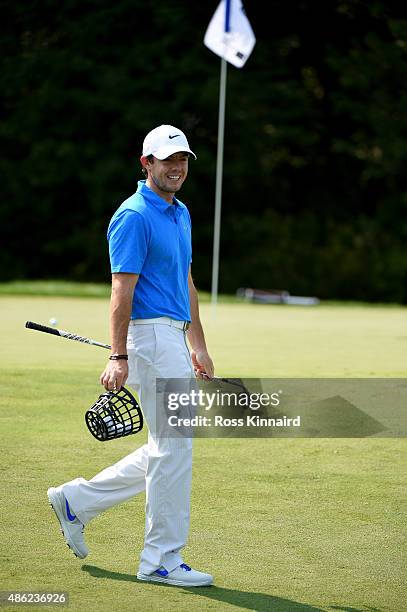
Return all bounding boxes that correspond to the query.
[62,322,195,574]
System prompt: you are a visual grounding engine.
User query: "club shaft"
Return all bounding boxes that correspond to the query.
[25,322,247,390]
[25,321,111,350]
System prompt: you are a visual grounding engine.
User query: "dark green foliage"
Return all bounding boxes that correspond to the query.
[1,1,406,301]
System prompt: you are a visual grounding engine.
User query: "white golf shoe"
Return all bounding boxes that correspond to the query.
[137,563,213,587]
[47,486,88,559]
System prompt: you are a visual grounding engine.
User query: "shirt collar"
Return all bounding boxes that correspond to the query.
[137,180,181,214]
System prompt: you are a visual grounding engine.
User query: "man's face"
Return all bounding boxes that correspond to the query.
[144,152,189,198]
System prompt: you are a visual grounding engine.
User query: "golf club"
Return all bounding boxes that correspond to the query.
[25,320,249,393]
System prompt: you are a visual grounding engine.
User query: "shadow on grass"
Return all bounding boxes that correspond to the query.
[82,564,323,611]
[328,606,381,612]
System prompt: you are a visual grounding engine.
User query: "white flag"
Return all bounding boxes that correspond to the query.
[204,0,256,68]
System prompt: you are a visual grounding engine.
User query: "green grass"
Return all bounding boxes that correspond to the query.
[1,294,406,611]
[0,279,405,307]
[0,280,112,298]
[0,279,234,303]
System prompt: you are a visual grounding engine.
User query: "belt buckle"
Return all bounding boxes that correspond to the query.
[183,321,190,332]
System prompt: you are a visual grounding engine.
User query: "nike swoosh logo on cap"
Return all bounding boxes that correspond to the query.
[169,134,180,139]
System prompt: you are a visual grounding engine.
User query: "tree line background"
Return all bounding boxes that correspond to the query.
[1,0,406,302]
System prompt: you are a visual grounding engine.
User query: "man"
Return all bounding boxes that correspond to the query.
[47,125,215,587]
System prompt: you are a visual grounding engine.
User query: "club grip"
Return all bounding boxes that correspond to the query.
[25,321,60,336]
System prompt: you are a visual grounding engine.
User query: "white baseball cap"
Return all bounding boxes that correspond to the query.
[142,124,197,160]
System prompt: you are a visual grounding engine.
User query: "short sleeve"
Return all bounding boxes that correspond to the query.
[107,209,149,274]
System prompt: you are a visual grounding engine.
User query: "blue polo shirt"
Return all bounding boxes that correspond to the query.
[107,181,192,321]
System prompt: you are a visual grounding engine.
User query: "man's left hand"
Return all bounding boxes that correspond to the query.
[191,349,214,380]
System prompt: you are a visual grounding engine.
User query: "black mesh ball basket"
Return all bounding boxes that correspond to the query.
[85,387,143,441]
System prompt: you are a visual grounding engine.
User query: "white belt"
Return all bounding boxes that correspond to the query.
[129,317,190,331]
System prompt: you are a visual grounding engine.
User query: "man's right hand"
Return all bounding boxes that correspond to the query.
[100,360,129,391]
[102,272,138,392]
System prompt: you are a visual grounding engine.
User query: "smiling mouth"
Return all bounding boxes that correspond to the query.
[168,175,181,180]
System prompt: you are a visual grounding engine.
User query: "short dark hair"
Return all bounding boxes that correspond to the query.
[141,154,154,177]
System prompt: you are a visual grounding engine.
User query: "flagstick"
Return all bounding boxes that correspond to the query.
[211,56,228,310]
